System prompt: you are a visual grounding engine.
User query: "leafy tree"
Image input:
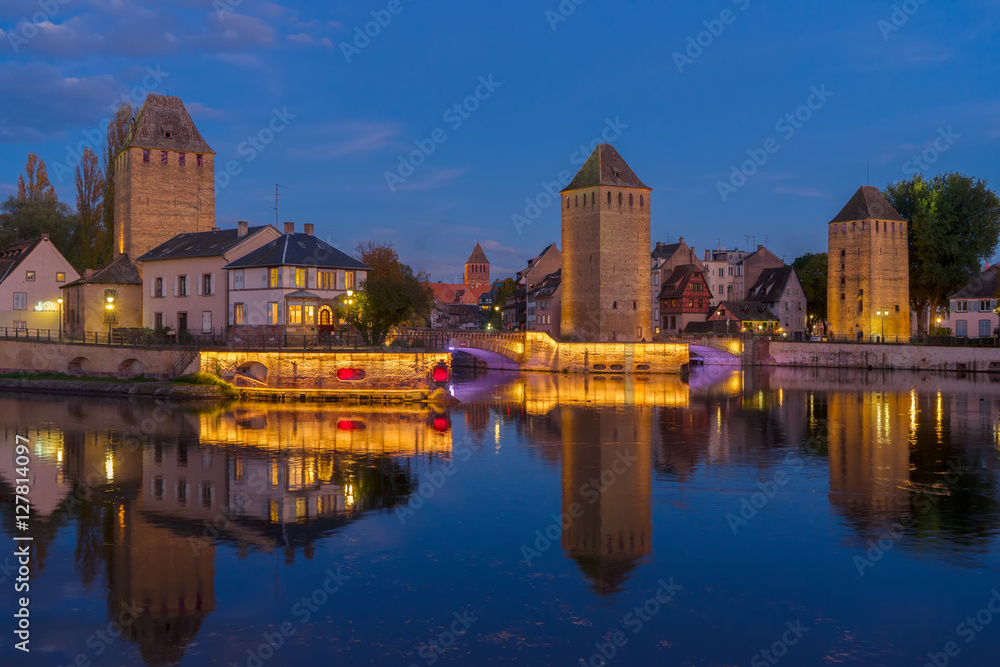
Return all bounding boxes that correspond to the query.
[884,173,1000,332]
[340,241,433,346]
[103,102,136,261]
[488,277,516,329]
[0,154,77,253]
[792,252,828,323]
[75,147,106,269]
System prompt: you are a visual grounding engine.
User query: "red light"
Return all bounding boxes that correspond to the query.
[432,365,449,383]
[433,417,450,432]
[336,368,365,381]
[337,420,366,431]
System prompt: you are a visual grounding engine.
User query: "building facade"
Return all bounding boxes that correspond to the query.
[651,239,704,333]
[113,94,216,261]
[561,144,651,342]
[464,243,490,287]
[0,235,80,331]
[61,255,142,337]
[511,243,561,331]
[138,221,281,335]
[224,223,370,338]
[948,265,999,338]
[531,269,562,338]
[827,186,910,339]
[657,265,712,334]
[745,266,809,338]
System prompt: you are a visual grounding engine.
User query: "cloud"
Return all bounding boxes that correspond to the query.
[480,240,520,256]
[288,121,400,159]
[774,186,828,198]
[393,167,469,192]
[186,101,227,119]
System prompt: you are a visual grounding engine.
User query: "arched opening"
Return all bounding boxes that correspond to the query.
[68,357,91,375]
[640,195,644,208]
[319,306,333,325]
[618,193,623,206]
[607,192,611,205]
[237,361,268,382]
[118,359,145,378]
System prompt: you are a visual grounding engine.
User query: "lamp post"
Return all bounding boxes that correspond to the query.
[345,289,355,348]
[875,310,887,342]
[57,297,63,341]
[105,296,115,342]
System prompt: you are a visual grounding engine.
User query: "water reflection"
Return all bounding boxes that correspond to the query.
[1,368,1000,664]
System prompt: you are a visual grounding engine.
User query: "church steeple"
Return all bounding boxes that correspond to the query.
[464,243,490,286]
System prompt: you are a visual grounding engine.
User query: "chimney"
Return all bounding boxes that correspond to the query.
[284,221,295,234]
[41,232,49,241]
[303,223,314,235]
[704,250,710,262]
[757,244,764,251]
[237,220,248,238]
[83,269,94,279]
[679,237,684,245]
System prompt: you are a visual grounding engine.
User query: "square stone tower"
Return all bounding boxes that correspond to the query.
[113,94,216,260]
[827,186,910,339]
[464,242,490,287]
[561,144,652,342]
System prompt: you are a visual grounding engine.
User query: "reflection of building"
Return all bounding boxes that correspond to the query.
[561,407,653,595]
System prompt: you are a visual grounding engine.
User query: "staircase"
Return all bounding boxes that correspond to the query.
[171,349,200,378]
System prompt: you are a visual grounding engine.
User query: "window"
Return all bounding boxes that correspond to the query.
[629,194,633,207]
[179,153,186,166]
[980,320,992,338]
[566,198,570,210]
[14,321,26,331]
[618,193,623,205]
[143,149,150,163]
[895,305,900,312]
[575,195,578,207]
[640,195,644,207]
[956,320,968,337]
[607,192,612,205]
[234,269,244,290]
[840,277,846,285]
[269,268,280,288]
[295,268,306,288]
[654,308,659,321]
[25,271,35,282]
[288,305,303,325]
[154,277,163,298]
[719,285,723,295]
[13,292,26,310]
[56,272,65,282]
[613,301,617,310]
[161,151,168,165]
[840,249,846,257]
[346,271,356,290]
[980,301,991,312]
[320,271,335,290]
[196,154,203,167]
[852,222,856,231]
[178,275,188,296]
[177,480,188,505]
[202,483,213,509]
[305,305,316,324]
[876,221,880,232]
[267,302,279,325]
[956,301,968,313]
[841,293,846,301]
[233,303,245,325]
[202,274,213,295]
[154,313,163,329]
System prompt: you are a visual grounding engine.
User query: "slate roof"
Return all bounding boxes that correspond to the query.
[224,234,371,271]
[124,94,214,155]
[950,265,1000,300]
[713,300,779,322]
[427,282,491,305]
[138,226,274,262]
[533,269,562,298]
[466,243,490,264]
[651,242,681,261]
[562,144,651,192]
[746,267,794,304]
[63,254,141,288]
[656,264,703,300]
[830,186,906,224]
[285,290,321,299]
[683,320,743,335]
[0,237,42,284]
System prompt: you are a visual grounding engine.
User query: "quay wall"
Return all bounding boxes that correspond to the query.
[0,340,192,378]
[522,332,690,374]
[759,342,1000,373]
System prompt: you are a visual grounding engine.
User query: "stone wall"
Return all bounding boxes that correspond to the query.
[759,341,1000,373]
[523,332,688,374]
[0,340,192,378]
[200,350,452,390]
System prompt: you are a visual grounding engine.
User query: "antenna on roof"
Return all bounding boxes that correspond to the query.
[274,184,287,226]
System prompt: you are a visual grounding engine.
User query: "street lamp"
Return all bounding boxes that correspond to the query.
[876,310,887,341]
[344,289,356,348]
[57,297,63,341]
[105,296,115,341]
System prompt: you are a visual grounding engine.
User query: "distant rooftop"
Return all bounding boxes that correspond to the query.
[830,186,906,224]
[562,144,650,192]
[123,94,214,155]
[138,226,273,262]
[224,233,371,271]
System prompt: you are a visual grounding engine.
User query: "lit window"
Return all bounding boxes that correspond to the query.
[305,305,316,324]
[56,272,65,282]
[269,268,280,288]
[234,303,245,325]
[345,271,356,290]
[267,302,279,325]
[288,305,303,325]
[295,268,306,288]
[25,271,34,282]
[320,271,335,290]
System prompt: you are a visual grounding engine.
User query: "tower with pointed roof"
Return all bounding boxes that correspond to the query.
[827,186,910,338]
[113,94,216,261]
[561,144,652,342]
[464,242,490,287]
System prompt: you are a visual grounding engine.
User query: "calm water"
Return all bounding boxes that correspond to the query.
[2,368,1000,666]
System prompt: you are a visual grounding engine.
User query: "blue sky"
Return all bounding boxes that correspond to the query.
[1,0,999,280]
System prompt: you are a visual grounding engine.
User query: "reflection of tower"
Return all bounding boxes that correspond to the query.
[827,390,911,535]
[561,407,652,596]
[110,506,216,665]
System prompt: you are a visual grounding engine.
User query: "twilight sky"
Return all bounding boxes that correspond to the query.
[1,0,999,281]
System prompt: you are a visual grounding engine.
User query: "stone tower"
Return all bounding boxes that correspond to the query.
[464,242,490,286]
[114,94,215,260]
[827,186,910,339]
[561,144,652,342]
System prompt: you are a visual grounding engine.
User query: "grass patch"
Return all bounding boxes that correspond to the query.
[172,372,240,399]
[0,372,155,383]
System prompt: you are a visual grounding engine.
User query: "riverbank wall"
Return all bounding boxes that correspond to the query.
[758,341,1000,373]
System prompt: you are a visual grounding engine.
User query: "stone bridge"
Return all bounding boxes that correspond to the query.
[664,336,745,366]
[447,332,525,371]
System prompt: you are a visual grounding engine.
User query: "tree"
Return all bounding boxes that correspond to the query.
[0,154,76,253]
[103,102,136,260]
[792,252,827,325]
[884,173,1000,333]
[340,241,434,346]
[75,148,105,269]
[489,277,516,329]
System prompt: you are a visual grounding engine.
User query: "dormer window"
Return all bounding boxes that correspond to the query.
[164,131,172,138]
